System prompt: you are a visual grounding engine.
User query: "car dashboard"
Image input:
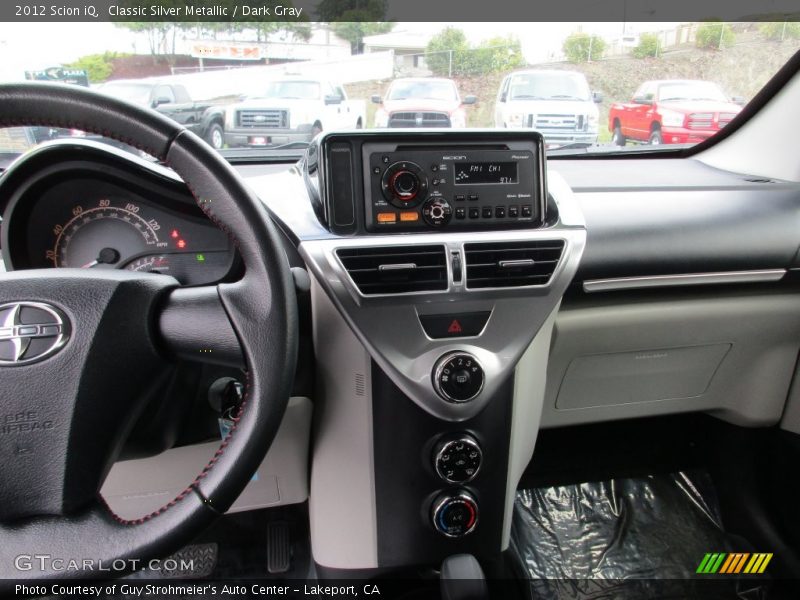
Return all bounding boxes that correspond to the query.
[2,129,800,574]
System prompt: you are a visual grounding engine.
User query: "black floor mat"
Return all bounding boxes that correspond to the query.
[510,471,771,599]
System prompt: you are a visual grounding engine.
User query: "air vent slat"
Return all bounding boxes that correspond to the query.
[337,244,447,295]
[465,240,564,289]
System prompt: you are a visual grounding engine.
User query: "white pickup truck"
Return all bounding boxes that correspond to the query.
[224,77,365,148]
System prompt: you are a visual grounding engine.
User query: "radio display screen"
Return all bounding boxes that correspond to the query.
[454,161,518,185]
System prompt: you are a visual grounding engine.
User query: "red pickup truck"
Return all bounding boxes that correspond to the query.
[608,79,743,146]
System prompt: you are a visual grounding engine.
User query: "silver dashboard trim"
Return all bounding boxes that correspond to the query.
[583,269,786,293]
[298,170,586,422]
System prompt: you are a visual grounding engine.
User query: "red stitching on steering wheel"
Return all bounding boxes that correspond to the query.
[1,108,251,525]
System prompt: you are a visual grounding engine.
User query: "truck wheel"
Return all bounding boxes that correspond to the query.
[312,122,323,137]
[612,122,626,146]
[649,127,663,145]
[206,123,224,150]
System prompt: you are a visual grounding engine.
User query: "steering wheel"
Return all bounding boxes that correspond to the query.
[0,83,298,581]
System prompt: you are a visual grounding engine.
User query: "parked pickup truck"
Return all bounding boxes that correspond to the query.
[223,77,365,148]
[608,79,744,146]
[98,80,227,149]
[494,69,602,148]
[372,78,476,128]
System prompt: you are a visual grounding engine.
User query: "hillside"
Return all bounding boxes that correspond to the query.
[346,40,800,135]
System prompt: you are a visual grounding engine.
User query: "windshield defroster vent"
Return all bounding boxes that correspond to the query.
[337,245,448,295]
[464,240,565,289]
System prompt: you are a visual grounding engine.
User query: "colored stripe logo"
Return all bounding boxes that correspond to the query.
[697,553,773,574]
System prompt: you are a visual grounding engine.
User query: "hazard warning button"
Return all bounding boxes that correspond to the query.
[418,311,491,339]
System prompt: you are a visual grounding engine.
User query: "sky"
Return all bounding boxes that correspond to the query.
[0,21,677,82]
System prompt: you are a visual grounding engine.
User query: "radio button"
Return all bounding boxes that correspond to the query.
[468,194,479,202]
[468,208,480,219]
[508,205,519,218]
[454,195,465,202]
[481,207,493,218]
[455,207,466,219]
[495,206,506,218]
[522,205,533,217]
[421,198,453,228]
[377,212,396,223]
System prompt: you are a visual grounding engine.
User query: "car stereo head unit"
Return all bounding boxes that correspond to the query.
[308,130,547,235]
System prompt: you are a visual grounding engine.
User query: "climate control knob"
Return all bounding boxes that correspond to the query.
[421,198,453,228]
[433,352,484,403]
[432,491,479,538]
[434,435,482,484]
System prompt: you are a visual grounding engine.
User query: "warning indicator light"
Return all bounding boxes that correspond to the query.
[177,239,187,249]
[448,320,463,334]
[171,229,180,239]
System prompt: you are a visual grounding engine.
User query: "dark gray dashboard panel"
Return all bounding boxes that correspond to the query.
[551,158,800,281]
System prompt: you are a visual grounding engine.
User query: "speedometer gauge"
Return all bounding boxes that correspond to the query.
[49,201,164,269]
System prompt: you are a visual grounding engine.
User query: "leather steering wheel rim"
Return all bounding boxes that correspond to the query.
[0,83,298,581]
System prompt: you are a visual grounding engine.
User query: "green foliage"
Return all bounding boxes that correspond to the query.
[426,28,469,76]
[759,22,800,41]
[562,32,606,62]
[695,22,735,50]
[66,52,125,83]
[632,33,661,58]
[330,21,394,54]
[317,0,388,21]
[426,29,525,76]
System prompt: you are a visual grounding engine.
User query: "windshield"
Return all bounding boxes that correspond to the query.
[98,83,152,105]
[509,73,591,101]
[387,80,458,101]
[259,81,321,100]
[0,20,798,159]
[658,81,729,103]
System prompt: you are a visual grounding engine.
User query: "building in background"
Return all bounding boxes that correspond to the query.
[363,31,433,76]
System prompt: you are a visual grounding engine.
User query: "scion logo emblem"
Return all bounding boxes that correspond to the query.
[0,302,70,366]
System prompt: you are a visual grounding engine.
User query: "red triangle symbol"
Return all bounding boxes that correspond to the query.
[448,319,463,334]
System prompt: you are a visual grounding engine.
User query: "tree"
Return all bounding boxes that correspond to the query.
[695,21,735,50]
[458,37,525,76]
[426,27,469,76]
[114,22,176,63]
[759,22,800,41]
[317,0,388,21]
[563,32,606,62]
[632,33,661,58]
[66,52,124,83]
[330,21,394,54]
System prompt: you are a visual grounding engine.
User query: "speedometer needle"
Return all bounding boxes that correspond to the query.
[81,247,121,269]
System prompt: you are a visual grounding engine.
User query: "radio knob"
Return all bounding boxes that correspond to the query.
[381,161,428,208]
[421,198,453,228]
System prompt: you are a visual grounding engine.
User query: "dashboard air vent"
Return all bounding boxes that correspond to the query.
[337,245,448,295]
[464,240,565,289]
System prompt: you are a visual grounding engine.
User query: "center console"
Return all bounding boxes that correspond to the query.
[298,130,586,571]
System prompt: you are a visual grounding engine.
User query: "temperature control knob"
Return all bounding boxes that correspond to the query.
[433,352,484,403]
[432,491,479,538]
[381,161,428,208]
[421,198,453,228]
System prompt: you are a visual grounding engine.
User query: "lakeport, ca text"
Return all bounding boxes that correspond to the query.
[16,584,381,597]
